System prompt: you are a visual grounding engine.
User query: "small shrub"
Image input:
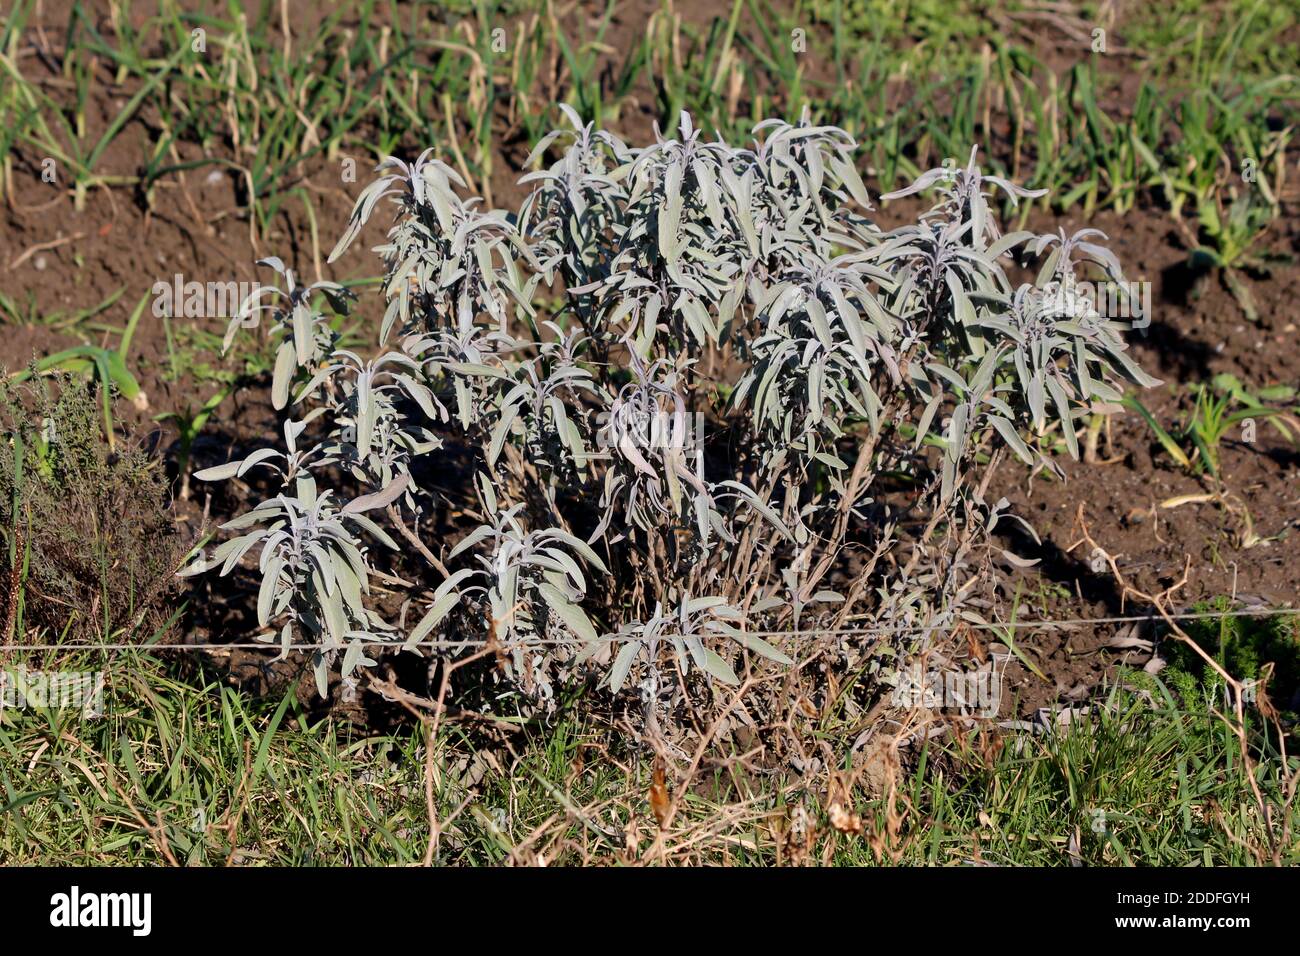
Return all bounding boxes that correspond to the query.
[187,109,1155,728]
[0,372,185,644]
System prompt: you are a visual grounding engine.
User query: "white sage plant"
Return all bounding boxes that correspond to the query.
[185,107,1155,732]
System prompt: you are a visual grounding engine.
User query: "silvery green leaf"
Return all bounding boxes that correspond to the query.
[1001,549,1040,569]
[915,393,942,450]
[405,591,460,648]
[684,596,728,615]
[1088,379,1123,403]
[813,452,847,470]
[380,297,402,345]
[829,152,871,208]
[523,129,562,167]
[1027,370,1046,430]
[942,451,957,502]
[342,474,411,514]
[341,640,375,678]
[879,167,948,201]
[257,256,287,276]
[679,295,717,345]
[335,558,364,612]
[1036,247,1062,285]
[312,652,329,699]
[257,553,284,627]
[947,404,969,462]
[1103,341,1163,388]
[659,165,683,264]
[1077,242,1122,279]
[220,504,283,531]
[715,481,794,541]
[215,531,267,576]
[434,568,477,602]
[477,472,498,517]
[616,428,657,477]
[988,414,1034,465]
[608,639,642,693]
[806,297,834,348]
[985,230,1033,260]
[237,447,282,478]
[345,513,399,549]
[946,271,976,326]
[296,473,317,507]
[194,460,242,482]
[396,374,445,422]
[329,176,399,263]
[449,523,496,559]
[272,340,296,410]
[488,403,520,468]
[500,564,520,615]
[291,303,313,366]
[292,366,334,405]
[696,646,739,685]
[357,381,376,459]
[537,582,599,643]
[320,577,347,645]
[284,417,309,454]
[926,362,967,396]
[539,529,610,575]
[1046,374,1079,459]
[454,379,472,431]
[734,632,793,666]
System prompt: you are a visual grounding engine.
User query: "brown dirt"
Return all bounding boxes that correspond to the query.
[978,203,1300,716]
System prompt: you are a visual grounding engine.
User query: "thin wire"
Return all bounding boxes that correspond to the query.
[0,605,1292,653]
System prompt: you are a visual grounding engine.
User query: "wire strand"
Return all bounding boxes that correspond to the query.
[0,605,1292,653]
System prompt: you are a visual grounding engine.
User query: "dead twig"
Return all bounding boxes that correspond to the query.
[1068,503,1296,865]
